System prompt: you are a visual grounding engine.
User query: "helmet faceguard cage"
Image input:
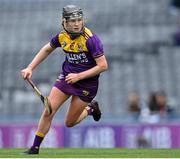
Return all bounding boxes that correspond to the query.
[62,5,84,39]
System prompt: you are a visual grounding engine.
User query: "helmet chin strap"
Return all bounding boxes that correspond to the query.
[62,21,84,40]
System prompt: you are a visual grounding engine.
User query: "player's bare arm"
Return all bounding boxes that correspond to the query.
[21,43,55,79]
[65,55,108,84]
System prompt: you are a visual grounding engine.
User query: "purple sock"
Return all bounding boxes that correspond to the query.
[32,135,44,149]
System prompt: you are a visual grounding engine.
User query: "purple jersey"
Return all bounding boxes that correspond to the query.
[51,27,104,102]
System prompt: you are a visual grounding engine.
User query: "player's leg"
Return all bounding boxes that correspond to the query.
[65,95,88,127]
[65,96,101,127]
[24,86,70,154]
[37,87,70,134]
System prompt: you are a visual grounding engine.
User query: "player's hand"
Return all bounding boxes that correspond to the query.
[21,67,32,80]
[65,73,80,84]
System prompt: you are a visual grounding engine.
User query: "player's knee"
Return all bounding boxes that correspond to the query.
[43,109,54,119]
[65,120,75,128]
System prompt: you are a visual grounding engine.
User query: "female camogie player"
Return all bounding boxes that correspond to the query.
[21,4,108,154]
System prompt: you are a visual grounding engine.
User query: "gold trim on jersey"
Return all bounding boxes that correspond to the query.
[58,27,93,53]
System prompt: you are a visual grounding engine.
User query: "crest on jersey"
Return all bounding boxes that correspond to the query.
[77,43,84,52]
[70,42,75,50]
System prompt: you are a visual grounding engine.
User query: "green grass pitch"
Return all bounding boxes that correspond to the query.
[0,148,180,158]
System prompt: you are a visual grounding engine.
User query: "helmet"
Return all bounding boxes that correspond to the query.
[62,5,84,39]
[62,5,83,20]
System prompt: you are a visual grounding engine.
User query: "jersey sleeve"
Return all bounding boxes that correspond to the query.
[50,33,61,48]
[86,34,104,58]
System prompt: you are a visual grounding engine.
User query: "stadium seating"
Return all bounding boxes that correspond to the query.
[0,0,180,122]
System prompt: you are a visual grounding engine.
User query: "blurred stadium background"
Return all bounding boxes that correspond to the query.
[1,0,180,148]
